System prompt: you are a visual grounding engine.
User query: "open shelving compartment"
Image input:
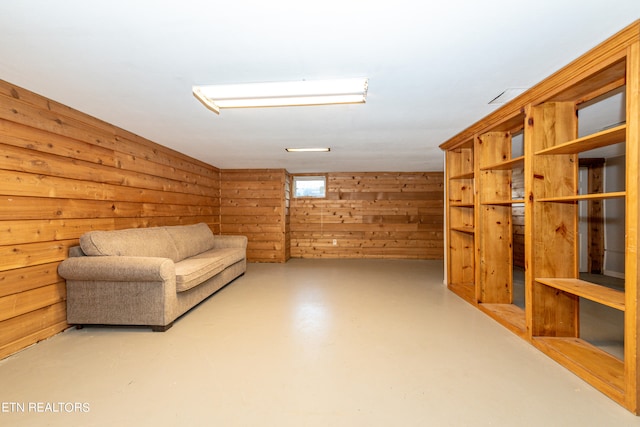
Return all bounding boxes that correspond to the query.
[529,80,630,406]
[440,21,640,413]
[476,113,528,338]
[445,137,476,303]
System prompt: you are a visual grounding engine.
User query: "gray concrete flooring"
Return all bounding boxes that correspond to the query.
[1,259,639,426]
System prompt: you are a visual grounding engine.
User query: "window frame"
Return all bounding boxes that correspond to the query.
[292,174,327,199]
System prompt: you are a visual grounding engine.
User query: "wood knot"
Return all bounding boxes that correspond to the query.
[555,223,568,237]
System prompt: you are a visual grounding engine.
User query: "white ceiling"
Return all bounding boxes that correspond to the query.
[1,1,639,173]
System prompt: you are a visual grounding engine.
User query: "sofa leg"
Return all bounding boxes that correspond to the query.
[151,323,173,332]
[75,325,84,330]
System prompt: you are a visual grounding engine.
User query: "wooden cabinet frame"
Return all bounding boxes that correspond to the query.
[441,20,640,414]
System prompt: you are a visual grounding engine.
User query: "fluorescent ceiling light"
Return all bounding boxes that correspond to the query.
[193,78,368,114]
[285,148,331,152]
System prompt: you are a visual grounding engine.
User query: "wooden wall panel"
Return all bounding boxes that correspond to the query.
[290,172,444,259]
[284,171,291,260]
[0,80,221,360]
[220,169,289,263]
[512,166,525,268]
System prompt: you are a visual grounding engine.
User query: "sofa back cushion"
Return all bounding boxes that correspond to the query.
[80,227,180,261]
[165,223,215,260]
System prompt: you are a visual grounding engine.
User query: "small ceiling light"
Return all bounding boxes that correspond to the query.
[193,78,368,114]
[285,148,331,152]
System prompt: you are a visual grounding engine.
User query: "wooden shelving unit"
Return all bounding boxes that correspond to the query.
[445,138,476,305]
[440,20,640,414]
[474,123,527,330]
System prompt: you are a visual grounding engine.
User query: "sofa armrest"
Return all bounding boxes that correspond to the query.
[58,256,175,282]
[213,235,248,249]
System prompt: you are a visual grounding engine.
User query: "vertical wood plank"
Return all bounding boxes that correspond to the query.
[624,40,640,413]
[524,104,535,337]
[587,162,605,273]
[477,132,513,304]
[530,102,579,336]
[220,169,288,263]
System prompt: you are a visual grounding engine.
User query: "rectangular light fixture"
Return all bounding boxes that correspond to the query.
[285,148,331,152]
[193,78,368,114]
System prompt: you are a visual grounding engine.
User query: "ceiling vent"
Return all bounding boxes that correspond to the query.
[488,87,528,104]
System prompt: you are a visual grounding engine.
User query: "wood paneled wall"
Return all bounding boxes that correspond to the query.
[220,169,290,263]
[284,170,291,260]
[0,82,446,360]
[512,167,525,268]
[0,80,221,360]
[290,172,444,259]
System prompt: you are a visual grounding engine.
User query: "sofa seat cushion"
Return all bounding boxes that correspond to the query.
[174,258,226,292]
[191,247,246,268]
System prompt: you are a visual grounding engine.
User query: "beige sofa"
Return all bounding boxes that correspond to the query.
[58,223,247,331]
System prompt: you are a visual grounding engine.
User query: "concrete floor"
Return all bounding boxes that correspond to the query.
[1,259,639,426]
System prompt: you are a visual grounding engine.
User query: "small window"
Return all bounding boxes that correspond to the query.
[293,175,326,198]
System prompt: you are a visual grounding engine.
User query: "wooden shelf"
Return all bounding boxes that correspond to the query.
[450,202,474,207]
[537,191,626,203]
[451,226,474,234]
[480,155,525,171]
[479,303,527,338]
[450,171,474,180]
[481,199,525,206]
[448,282,476,305]
[533,337,625,405]
[535,124,626,155]
[536,278,625,311]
